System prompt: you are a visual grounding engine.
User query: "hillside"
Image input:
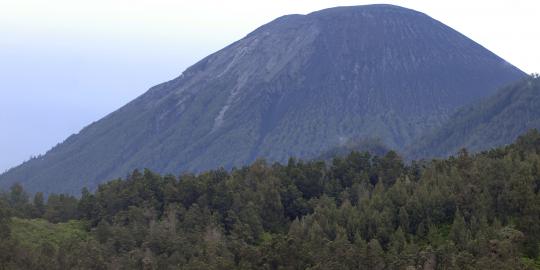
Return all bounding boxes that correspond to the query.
[409,75,540,159]
[0,4,525,194]
[2,130,540,269]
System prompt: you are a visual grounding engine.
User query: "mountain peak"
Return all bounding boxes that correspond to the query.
[0,5,525,194]
[309,4,423,15]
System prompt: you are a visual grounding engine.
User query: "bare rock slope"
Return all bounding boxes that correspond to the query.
[0,5,525,194]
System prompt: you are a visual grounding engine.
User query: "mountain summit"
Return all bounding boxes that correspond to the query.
[0,5,525,194]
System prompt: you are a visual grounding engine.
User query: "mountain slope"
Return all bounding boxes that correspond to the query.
[0,4,525,194]
[408,76,540,159]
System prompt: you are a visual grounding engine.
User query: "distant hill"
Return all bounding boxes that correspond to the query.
[408,76,540,159]
[0,4,525,194]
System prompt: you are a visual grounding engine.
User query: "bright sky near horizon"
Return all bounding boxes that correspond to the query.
[0,0,539,172]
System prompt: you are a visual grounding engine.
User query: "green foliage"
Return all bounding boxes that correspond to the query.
[3,130,540,268]
[32,192,45,218]
[43,193,79,223]
[0,198,11,240]
[9,218,89,250]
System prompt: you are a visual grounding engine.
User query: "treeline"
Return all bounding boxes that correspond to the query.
[2,131,540,269]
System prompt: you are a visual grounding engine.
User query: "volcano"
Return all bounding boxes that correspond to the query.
[0,4,525,194]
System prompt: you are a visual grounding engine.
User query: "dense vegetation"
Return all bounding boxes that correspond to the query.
[2,131,540,269]
[409,75,540,160]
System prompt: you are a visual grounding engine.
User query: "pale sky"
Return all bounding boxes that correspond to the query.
[0,0,539,172]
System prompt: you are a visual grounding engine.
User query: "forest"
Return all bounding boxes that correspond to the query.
[1,130,540,269]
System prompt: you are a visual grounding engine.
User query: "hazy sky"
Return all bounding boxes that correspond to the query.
[0,0,539,172]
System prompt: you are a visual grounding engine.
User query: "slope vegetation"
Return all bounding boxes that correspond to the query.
[410,75,540,159]
[2,130,540,268]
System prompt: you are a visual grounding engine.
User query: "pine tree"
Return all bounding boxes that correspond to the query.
[77,187,97,221]
[96,220,112,244]
[449,209,470,249]
[0,199,10,240]
[398,207,410,233]
[8,183,29,217]
[367,239,386,270]
[32,192,45,218]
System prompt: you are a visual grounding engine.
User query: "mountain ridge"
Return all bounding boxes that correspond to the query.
[408,75,540,159]
[0,4,525,194]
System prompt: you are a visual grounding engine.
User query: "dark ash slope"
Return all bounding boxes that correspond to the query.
[0,5,525,194]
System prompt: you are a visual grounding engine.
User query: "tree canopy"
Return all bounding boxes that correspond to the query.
[2,130,540,269]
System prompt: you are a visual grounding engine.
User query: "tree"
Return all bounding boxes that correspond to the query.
[518,202,540,258]
[366,239,386,270]
[377,151,404,187]
[8,183,30,217]
[0,198,10,239]
[0,198,15,268]
[398,207,410,233]
[95,220,112,244]
[32,192,45,218]
[449,209,469,249]
[2,131,540,268]
[44,194,78,223]
[77,188,97,222]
